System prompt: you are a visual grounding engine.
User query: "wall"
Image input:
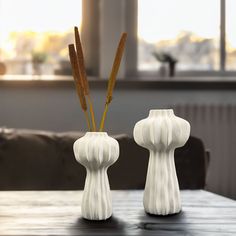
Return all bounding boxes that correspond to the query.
[1,81,236,134]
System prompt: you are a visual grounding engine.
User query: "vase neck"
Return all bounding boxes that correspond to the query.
[150,149,175,156]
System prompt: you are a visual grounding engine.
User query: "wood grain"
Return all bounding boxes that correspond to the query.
[0,190,235,235]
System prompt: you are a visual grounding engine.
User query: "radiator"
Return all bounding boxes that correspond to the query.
[173,104,236,200]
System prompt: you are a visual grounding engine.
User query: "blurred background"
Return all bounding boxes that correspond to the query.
[0,0,236,200]
[0,0,235,76]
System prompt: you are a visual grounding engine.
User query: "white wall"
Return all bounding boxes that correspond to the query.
[1,84,236,134]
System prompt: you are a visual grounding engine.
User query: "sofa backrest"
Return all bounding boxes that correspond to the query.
[0,128,207,190]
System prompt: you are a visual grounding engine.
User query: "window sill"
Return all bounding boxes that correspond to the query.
[1,75,236,90]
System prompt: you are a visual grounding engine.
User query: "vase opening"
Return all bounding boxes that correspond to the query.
[85,132,108,137]
[149,109,174,117]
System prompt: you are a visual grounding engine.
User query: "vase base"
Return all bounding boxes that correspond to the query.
[145,208,182,216]
[82,214,112,221]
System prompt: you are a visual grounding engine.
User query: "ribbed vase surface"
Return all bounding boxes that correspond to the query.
[134,109,190,215]
[73,132,119,220]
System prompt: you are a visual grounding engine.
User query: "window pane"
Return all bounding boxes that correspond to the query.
[226,0,236,70]
[138,0,220,72]
[0,0,82,75]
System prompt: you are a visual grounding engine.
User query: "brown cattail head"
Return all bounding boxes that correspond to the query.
[74,26,89,95]
[106,32,127,104]
[68,44,87,111]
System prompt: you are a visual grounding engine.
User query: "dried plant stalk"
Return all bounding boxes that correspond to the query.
[74,26,97,131]
[99,33,127,131]
[68,44,91,131]
[74,27,89,94]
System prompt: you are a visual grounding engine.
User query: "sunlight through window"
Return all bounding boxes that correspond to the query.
[138,0,220,72]
[0,0,82,75]
[226,0,236,70]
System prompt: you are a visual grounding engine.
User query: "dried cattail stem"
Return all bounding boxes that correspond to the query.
[99,33,127,131]
[74,26,97,131]
[84,110,92,132]
[87,96,97,131]
[99,103,109,132]
[68,44,91,131]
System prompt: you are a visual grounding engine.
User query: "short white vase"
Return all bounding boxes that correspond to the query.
[73,132,119,220]
[133,109,190,215]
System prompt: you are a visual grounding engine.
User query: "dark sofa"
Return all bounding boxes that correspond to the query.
[0,128,207,190]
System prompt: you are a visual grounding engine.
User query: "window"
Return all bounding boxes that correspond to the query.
[138,0,235,76]
[226,0,236,70]
[0,0,82,75]
[0,0,234,79]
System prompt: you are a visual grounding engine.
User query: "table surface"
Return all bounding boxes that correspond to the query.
[0,190,235,236]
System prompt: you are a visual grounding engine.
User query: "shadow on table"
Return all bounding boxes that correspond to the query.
[136,210,189,234]
[70,216,127,234]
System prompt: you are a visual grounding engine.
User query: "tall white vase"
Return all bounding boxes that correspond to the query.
[133,109,190,215]
[73,132,119,220]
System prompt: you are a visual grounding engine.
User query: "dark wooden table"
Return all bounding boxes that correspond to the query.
[0,190,235,235]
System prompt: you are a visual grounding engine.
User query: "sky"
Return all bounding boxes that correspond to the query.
[138,0,236,48]
[0,0,82,35]
[0,0,235,48]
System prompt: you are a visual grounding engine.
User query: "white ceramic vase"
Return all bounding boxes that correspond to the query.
[133,109,190,215]
[73,132,119,220]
